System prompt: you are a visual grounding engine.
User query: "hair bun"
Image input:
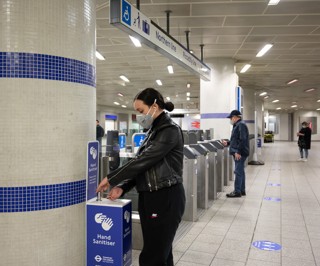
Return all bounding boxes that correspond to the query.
[165,102,174,112]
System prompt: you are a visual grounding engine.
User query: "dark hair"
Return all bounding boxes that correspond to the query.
[96,120,99,123]
[134,88,174,112]
[302,121,308,126]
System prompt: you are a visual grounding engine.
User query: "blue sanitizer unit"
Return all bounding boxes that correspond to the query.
[86,199,132,266]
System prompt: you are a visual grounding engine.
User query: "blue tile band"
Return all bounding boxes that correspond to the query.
[0,180,86,212]
[0,52,95,87]
[201,113,230,119]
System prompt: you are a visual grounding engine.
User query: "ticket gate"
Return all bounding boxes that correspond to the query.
[210,140,225,193]
[182,146,198,222]
[199,142,218,200]
[189,144,209,210]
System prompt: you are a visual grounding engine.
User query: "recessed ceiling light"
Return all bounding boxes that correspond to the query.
[166,97,170,101]
[120,75,130,82]
[259,92,267,96]
[186,92,190,97]
[286,79,298,85]
[268,0,280,5]
[276,107,282,110]
[95,51,105,60]
[114,102,120,105]
[117,93,124,97]
[167,65,174,74]
[317,99,320,102]
[291,105,297,108]
[187,97,190,101]
[272,99,279,103]
[187,83,191,88]
[156,80,162,86]
[256,44,273,57]
[189,50,194,54]
[201,67,209,72]
[305,88,316,92]
[129,35,142,47]
[317,108,320,111]
[240,64,251,73]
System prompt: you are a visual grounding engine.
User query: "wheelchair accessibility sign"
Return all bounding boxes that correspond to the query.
[121,0,131,26]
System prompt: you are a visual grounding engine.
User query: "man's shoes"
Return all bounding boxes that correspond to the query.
[226,191,241,198]
[241,191,246,196]
[297,158,303,161]
[303,158,308,162]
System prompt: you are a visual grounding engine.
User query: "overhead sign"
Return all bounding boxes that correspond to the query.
[252,241,282,251]
[110,0,211,81]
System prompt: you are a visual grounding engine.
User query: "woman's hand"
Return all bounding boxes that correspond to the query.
[96,177,110,193]
[107,187,123,200]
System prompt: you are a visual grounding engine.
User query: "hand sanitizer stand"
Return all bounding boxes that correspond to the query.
[86,141,132,266]
[86,198,132,266]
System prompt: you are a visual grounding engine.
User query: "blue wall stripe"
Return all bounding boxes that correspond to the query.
[201,113,229,119]
[0,180,86,213]
[0,52,95,87]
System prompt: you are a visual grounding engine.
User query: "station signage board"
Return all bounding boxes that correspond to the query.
[110,0,211,81]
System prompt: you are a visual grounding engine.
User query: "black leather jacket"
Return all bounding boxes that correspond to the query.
[108,112,184,193]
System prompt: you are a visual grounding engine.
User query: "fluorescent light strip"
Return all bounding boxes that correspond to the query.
[120,75,130,82]
[256,44,273,57]
[259,92,267,96]
[95,51,105,60]
[305,88,315,92]
[167,65,174,74]
[114,102,120,105]
[272,99,279,103]
[166,97,170,101]
[117,93,124,97]
[268,0,280,5]
[276,107,282,110]
[240,64,251,73]
[287,79,298,85]
[291,105,297,108]
[156,79,162,86]
[121,105,127,108]
[129,35,142,47]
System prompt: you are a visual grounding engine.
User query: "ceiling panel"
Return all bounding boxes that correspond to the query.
[96,0,320,111]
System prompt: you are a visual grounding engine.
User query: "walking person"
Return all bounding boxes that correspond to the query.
[96,88,186,266]
[297,121,312,162]
[222,110,249,198]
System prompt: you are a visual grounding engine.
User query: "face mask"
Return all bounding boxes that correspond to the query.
[136,106,156,129]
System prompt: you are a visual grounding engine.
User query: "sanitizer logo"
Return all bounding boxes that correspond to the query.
[124,210,130,223]
[95,213,114,231]
[90,146,97,160]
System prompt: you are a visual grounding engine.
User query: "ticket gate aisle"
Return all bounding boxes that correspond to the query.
[182,146,198,222]
[198,142,218,200]
[189,144,209,210]
[210,140,225,194]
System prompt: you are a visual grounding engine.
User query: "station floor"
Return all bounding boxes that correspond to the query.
[131,141,320,266]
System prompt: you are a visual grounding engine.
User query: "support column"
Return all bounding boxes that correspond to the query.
[0,1,96,265]
[200,58,239,139]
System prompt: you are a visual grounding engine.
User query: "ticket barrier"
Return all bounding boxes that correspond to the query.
[189,144,209,210]
[223,145,230,186]
[210,140,225,193]
[198,142,218,200]
[182,146,198,222]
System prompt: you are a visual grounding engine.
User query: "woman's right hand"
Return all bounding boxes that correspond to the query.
[96,177,110,193]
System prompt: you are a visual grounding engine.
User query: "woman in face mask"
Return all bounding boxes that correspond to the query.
[96,88,186,266]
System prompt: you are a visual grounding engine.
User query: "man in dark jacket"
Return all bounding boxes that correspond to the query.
[297,121,312,162]
[96,120,105,151]
[223,110,249,198]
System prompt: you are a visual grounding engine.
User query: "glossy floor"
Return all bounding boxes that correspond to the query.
[132,141,320,266]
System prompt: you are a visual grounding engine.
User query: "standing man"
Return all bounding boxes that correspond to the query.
[96,120,105,151]
[222,110,249,198]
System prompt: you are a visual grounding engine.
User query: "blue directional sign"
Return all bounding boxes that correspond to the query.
[121,0,131,26]
[119,134,126,149]
[133,133,146,148]
[264,197,281,202]
[252,240,282,251]
[267,183,281,187]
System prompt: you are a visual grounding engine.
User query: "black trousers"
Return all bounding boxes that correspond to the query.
[138,183,185,266]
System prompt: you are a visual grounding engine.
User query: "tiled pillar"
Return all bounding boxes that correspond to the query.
[200,58,239,139]
[0,1,96,265]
